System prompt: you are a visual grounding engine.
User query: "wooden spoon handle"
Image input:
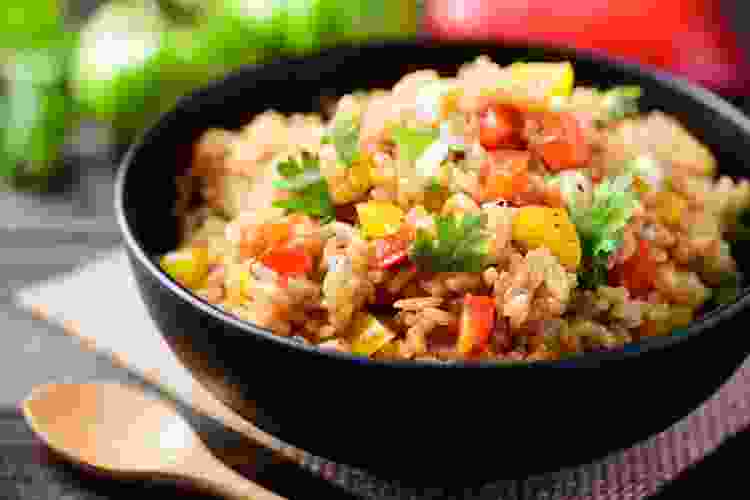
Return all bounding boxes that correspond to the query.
[182,452,288,500]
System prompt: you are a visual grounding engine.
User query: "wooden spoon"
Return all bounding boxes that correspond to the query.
[21,382,286,500]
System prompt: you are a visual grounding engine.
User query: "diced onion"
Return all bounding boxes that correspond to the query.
[548,170,592,211]
[251,262,277,282]
[415,140,451,180]
[628,154,664,191]
[415,80,456,124]
[439,120,466,149]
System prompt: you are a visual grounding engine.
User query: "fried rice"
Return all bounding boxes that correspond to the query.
[160,56,750,362]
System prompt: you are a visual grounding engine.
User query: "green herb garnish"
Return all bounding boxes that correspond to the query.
[598,86,642,125]
[570,174,638,289]
[272,153,335,223]
[410,213,489,272]
[577,252,611,291]
[321,114,360,167]
[426,177,443,192]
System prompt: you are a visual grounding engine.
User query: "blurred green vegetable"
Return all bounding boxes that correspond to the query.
[1,0,418,192]
[2,0,66,51]
[328,0,418,44]
[158,13,276,108]
[0,41,74,191]
[70,0,170,140]
[202,0,285,55]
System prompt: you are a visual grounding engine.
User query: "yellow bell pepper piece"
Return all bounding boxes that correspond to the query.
[369,160,392,186]
[506,61,575,104]
[632,176,650,195]
[654,191,687,226]
[349,313,397,357]
[512,206,581,270]
[349,155,372,192]
[223,264,253,307]
[356,200,405,239]
[330,156,373,205]
[160,246,209,289]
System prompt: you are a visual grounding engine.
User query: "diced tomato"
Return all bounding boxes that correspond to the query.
[261,246,313,276]
[457,294,496,356]
[479,149,530,202]
[528,112,591,170]
[479,104,524,150]
[374,235,410,269]
[609,239,657,297]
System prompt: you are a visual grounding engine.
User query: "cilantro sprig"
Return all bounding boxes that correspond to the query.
[593,86,642,127]
[272,152,335,223]
[321,114,360,168]
[410,213,489,273]
[570,174,638,289]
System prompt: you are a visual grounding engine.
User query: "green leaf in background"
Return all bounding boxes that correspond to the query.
[70,0,170,140]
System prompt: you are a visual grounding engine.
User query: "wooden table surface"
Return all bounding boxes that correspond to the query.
[0,128,126,409]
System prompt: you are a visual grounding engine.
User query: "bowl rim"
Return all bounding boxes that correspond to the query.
[114,38,750,369]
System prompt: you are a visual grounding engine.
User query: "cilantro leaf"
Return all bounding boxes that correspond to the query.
[391,125,439,164]
[603,85,642,122]
[322,114,360,167]
[271,153,335,223]
[577,246,610,290]
[410,213,489,273]
[594,86,642,127]
[273,153,322,191]
[569,174,638,289]
[276,156,306,178]
[426,177,443,192]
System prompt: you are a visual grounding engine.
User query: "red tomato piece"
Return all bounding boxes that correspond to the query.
[261,247,313,276]
[457,294,496,355]
[374,235,410,269]
[528,112,591,170]
[610,239,657,297]
[479,149,530,202]
[479,104,524,150]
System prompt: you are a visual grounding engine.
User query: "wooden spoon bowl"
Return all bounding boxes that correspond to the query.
[22,382,285,500]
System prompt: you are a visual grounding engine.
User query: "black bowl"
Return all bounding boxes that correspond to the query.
[115,40,750,485]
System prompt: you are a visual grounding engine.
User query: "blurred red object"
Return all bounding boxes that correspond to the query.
[423,0,750,96]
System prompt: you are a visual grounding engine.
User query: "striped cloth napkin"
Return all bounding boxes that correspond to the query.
[13,248,750,499]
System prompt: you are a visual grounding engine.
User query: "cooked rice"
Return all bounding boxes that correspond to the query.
[159,56,750,362]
